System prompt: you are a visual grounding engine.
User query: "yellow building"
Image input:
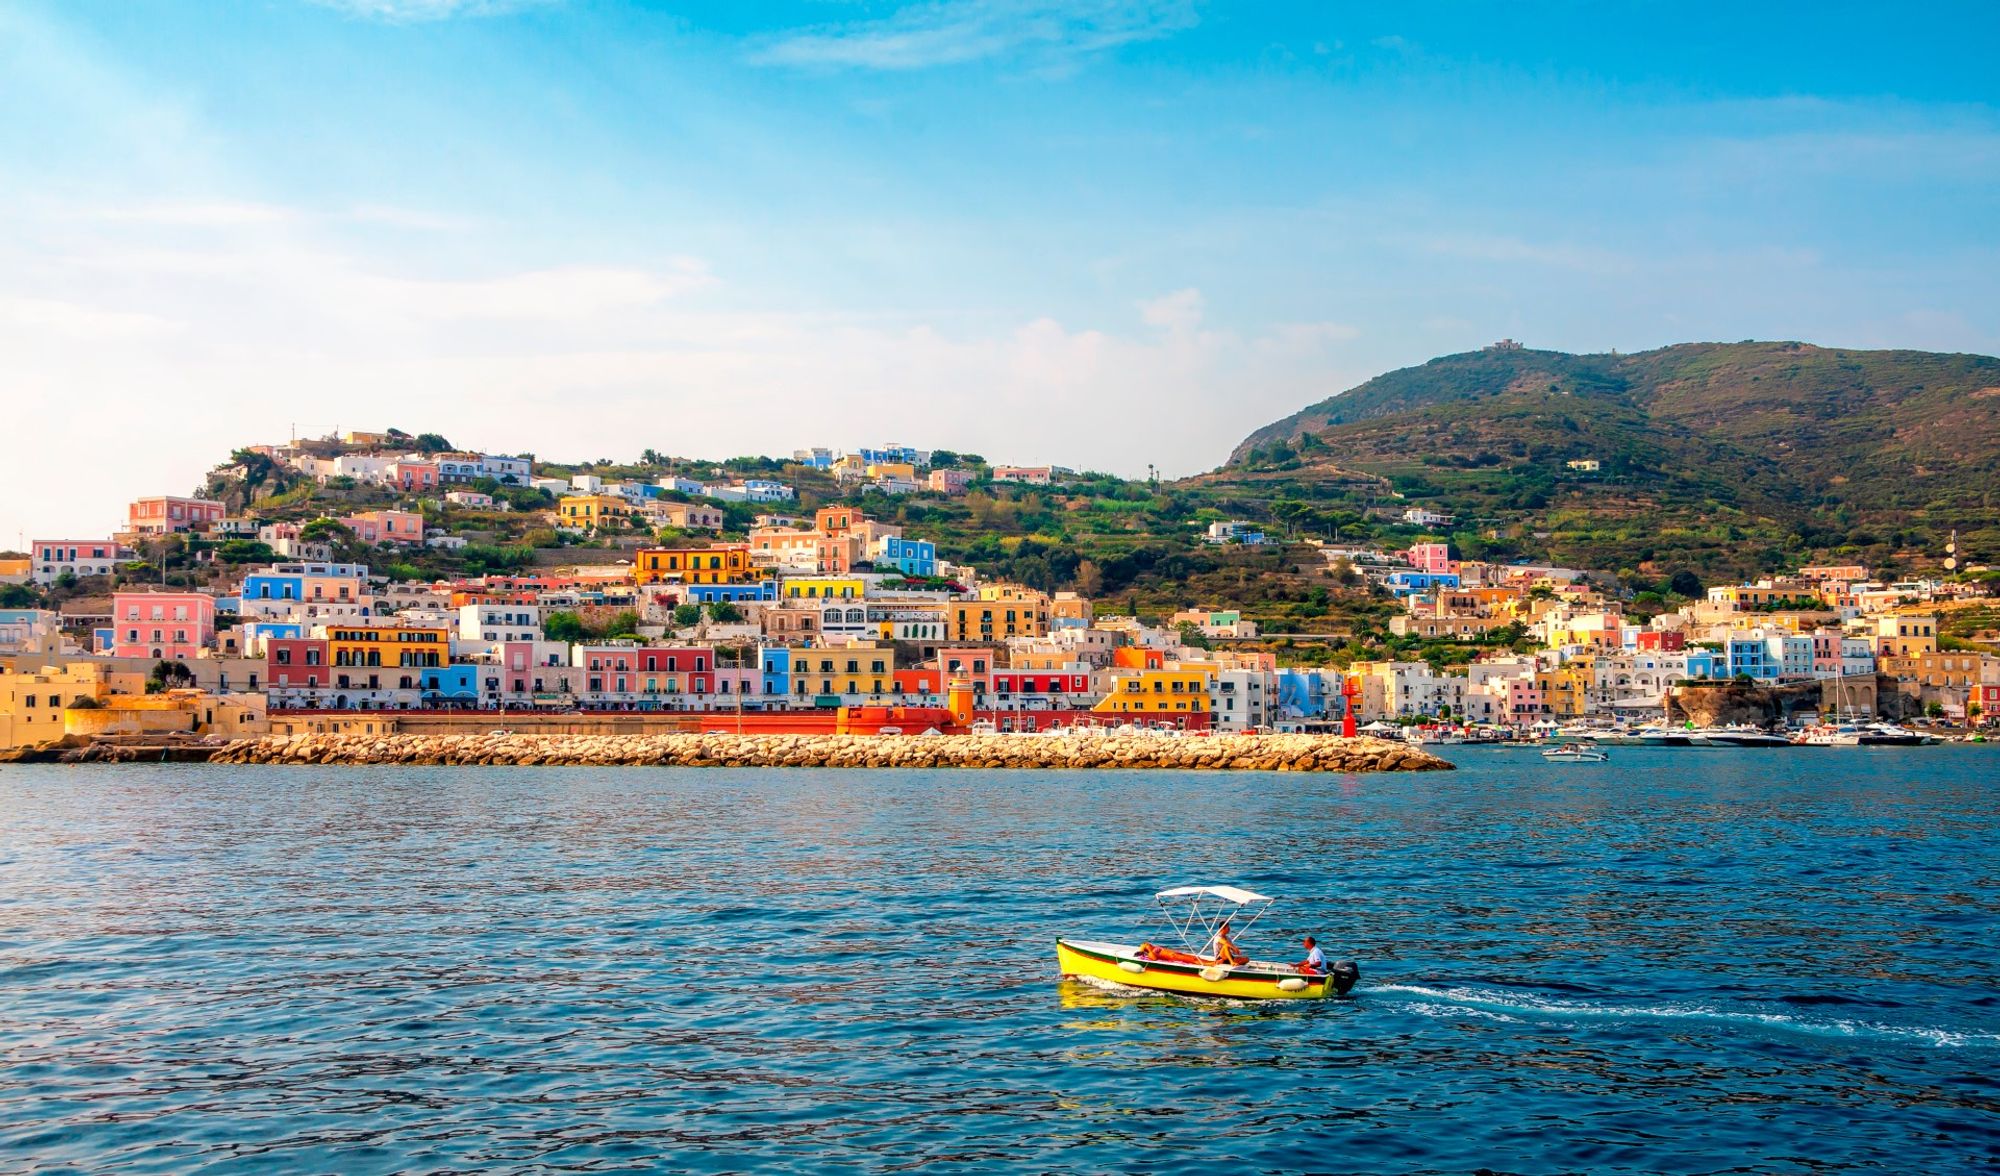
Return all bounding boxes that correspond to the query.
[634,545,758,586]
[327,625,449,670]
[64,690,269,741]
[558,494,633,531]
[1535,665,1589,718]
[1051,592,1093,622]
[1092,669,1211,717]
[864,462,916,481]
[0,663,133,749]
[1874,613,1938,659]
[793,642,897,700]
[0,556,30,583]
[949,588,1051,643]
[782,576,867,600]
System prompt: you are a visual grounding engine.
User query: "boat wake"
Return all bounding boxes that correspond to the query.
[1367,983,2000,1049]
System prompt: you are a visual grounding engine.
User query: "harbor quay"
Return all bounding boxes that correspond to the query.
[189,731,1452,771]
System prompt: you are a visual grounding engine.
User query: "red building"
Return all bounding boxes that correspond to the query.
[268,638,331,705]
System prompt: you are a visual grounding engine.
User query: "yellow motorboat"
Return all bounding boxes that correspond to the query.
[1057,884,1359,1001]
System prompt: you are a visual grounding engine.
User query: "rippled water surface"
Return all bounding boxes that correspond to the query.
[2,748,1997,1173]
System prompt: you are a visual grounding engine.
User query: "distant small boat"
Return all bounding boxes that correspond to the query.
[1403,727,1465,746]
[1541,743,1608,762]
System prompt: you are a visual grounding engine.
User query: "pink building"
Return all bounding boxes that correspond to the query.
[927,469,973,495]
[393,461,440,493]
[30,539,130,585]
[128,496,226,535]
[112,591,217,661]
[340,510,425,545]
[1407,542,1454,574]
[1505,678,1544,718]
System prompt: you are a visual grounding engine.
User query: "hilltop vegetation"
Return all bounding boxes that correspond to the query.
[131,339,1992,658]
[1220,341,2000,580]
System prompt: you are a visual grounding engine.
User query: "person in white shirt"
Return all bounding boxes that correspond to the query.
[1297,936,1327,975]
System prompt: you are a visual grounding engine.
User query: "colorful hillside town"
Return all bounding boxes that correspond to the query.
[2,429,1996,750]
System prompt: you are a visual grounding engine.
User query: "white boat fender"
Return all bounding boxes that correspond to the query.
[1276,977,1308,993]
[1198,965,1229,983]
[1118,959,1146,974]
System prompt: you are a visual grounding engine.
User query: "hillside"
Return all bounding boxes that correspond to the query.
[1220,341,2000,577]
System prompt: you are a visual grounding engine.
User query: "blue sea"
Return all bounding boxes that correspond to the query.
[2,748,1996,1173]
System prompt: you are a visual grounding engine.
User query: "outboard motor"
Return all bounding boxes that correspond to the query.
[1329,960,1360,996]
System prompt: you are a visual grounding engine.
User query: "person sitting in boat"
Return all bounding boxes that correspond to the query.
[1295,936,1326,975]
[1209,920,1248,967]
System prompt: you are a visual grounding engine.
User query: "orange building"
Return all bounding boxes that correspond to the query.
[634,545,758,586]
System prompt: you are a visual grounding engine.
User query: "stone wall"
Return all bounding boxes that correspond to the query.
[207,732,1454,772]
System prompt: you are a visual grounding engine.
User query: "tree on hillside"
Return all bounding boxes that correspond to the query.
[1073,558,1104,598]
[1177,622,1212,650]
[299,519,356,545]
[543,611,587,643]
[672,603,702,627]
[414,433,453,453]
[1669,569,1704,598]
[708,600,743,623]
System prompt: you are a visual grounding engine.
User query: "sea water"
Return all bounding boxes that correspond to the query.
[1,748,1994,1173]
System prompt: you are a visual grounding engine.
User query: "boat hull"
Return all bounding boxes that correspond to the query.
[1056,939,1347,1000]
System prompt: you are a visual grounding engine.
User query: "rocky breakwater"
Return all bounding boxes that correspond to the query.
[207,732,1454,772]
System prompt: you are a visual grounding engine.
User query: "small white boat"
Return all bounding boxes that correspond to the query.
[1541,742,1608,762]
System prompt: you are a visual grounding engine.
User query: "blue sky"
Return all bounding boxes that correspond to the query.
[3,0,1997,543]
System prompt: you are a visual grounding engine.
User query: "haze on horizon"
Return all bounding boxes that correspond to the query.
[3,0,1997,543]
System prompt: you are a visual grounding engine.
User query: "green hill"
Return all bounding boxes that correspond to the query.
[1219,341,2000,576]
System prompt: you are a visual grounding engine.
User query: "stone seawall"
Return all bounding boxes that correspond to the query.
[206,732,1454,772]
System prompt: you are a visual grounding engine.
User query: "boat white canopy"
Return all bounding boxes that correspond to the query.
[1152,884,1278,954]
[1156,884,1271,905]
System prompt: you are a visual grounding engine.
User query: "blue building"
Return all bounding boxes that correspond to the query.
[1274,669,1330,719]
[1725,635,1774,680]
[242,571,303,601]
[1682,649,1721,680]
[687,582,780,604]
[857,444,926,467]
[760,647,791,701]
[241,621,303,649]
[421,664,480,705]
[1383,571,1462,597]
[880,537,938,578]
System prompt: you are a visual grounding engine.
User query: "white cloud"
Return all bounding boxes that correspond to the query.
[0,205,1362,541]
[1139,286,1204,332]
[0,296,179,340]
[90,201,299,226]
[748,0,1198,71]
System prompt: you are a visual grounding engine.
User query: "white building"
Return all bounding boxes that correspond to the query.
[1401,507,1456,528]
[31,540,132,585]
[480,454,532,484]
[457,602,543,651]
[1210,669,1273,732]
